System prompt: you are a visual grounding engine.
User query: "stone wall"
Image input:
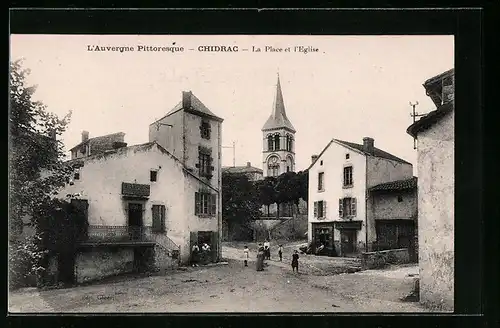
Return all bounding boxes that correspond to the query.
[153,245,179,273]
[75,248,134,283]
[360,248,410,270]
[416,109,454,311]
[270,214,308,241]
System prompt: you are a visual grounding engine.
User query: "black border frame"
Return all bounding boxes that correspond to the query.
[7,7,491,328]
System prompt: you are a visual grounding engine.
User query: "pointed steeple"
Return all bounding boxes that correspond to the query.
[262,74,296,132]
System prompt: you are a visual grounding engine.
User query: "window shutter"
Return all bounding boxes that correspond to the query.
[323,201,327,218]
[152,205,160,232]
[314,201,318,218]
[195,192,200,215]
[210,194,217,216]
[161,205,166,232]
[339,199,343,218]
[351,198,357,216]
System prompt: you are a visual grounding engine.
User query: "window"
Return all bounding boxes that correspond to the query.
[346,154,350,159]
[274,134,280,150]
[343,166,353,187]
[195,192,217,216]
[197,149,213,178]
[318,172,324,191]
[314,200,326,218]
[286,135,293,151]
[397,195,403,202]
[267,135,274,151]
[338,197,357,218]
[152,205,166,232]
[286,166,290,172]
[150,170,158,182]
[200,121,211,139]
[267,156,280,177]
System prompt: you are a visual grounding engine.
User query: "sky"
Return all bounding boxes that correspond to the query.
[10,35,454,174]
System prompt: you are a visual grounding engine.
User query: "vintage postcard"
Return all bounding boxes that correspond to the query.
[9,33,454,313]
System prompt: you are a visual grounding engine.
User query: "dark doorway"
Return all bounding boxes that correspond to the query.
[128,203,143,240]
[58,252,76,285]
[340,230,357,257]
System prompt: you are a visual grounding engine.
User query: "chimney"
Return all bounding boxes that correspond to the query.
[247,162,251,167]
[82,131,89,142]
[311,154,318,164]
[182,91,192,109]
[363,137,374,155]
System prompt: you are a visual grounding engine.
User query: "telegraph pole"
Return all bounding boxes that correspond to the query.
[409,101,425,150]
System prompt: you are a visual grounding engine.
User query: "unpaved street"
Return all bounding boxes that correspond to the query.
[9,244,426,313]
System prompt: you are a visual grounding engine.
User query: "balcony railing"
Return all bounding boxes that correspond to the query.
[78,225,155,243]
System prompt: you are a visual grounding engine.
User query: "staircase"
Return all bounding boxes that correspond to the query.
[149,233,181,270]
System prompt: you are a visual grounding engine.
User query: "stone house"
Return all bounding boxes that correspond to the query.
[367,177,418,262]
[54,90,223,283]
[307,137,414,257]
[222,162,263,182]
[407,68,454,311]
[149,90,223,261]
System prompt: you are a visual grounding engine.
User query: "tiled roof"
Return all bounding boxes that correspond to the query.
[307,137,412,171]
[333,139,412,165]
[369,177,418,192]
[222,166,263,174]
[151,91,223,125]
[69,132,125,153]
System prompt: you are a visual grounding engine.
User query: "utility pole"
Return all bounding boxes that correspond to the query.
[409,101,425,150]
[222,141,236,167]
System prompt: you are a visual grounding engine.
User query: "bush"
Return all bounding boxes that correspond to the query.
[8,234,48,290]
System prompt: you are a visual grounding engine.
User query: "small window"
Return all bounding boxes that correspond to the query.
[74,169,80,180]
[200,121,211,139]
[318,172,324,191]
[397,195,403,202]
[320,160,323,165]
[346,154,350,159]
[150,170,158,182]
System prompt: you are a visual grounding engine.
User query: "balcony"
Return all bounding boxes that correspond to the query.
[77,225,156,247]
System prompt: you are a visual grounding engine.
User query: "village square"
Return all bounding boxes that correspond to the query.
[9,35,454,313]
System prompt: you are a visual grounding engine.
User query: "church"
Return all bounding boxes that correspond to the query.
[261,74,296,177]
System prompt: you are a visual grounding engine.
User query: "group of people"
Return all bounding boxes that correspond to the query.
[191,242,212,267]
[245,239,300,273]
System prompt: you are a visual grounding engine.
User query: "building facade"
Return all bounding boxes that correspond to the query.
[307,137,414,257]
[149,91,223,261]
[262,74,296,177]
[407,68,454,311]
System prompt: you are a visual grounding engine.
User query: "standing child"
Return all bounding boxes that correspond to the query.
[278,245,283,262]
[243,245,250,267]
[291,250,299,273]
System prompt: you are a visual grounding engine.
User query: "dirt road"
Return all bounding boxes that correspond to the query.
[8,245,427,313]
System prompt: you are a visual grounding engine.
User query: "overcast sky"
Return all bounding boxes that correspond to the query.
[10,35,453,174]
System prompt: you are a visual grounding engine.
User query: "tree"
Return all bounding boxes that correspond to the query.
[222,172,262,240]
[296,170,309,203]
[255,176,277,216]
[9,59,73,288]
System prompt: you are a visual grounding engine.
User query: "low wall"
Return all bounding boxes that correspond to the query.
[153,246,179,272]
[360,248,410,270]
[75,248,134,283]
[270,215,308,241]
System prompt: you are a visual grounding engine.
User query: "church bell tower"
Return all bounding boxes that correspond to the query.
[262,74,296,177]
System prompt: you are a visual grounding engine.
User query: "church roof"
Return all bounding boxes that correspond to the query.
[262,75,296,133]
